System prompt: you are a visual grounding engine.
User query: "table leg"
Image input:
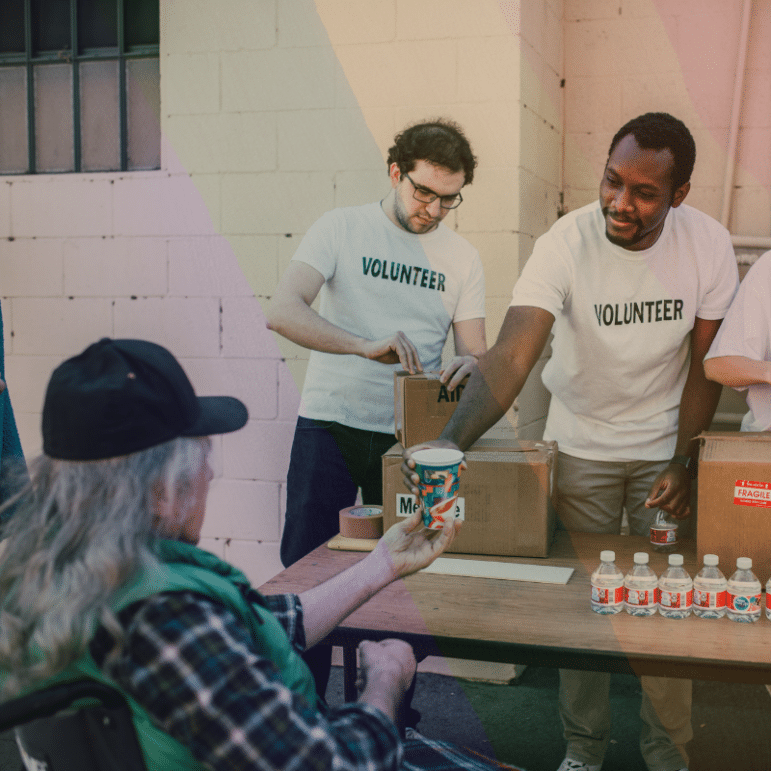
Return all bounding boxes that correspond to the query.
[343,645,357,702]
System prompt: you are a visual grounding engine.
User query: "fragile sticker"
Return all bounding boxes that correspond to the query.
[733,480,771,508]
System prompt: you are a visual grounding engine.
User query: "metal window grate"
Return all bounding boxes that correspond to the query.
[0,0,160,174]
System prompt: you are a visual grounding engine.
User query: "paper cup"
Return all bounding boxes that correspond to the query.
[411,448,464,530]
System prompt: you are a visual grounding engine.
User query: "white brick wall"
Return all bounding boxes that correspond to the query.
[563,0,771,231]
[14,2,768,586]
[0,0,568,583]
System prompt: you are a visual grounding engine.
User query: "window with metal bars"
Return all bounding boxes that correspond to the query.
[0,0,160,174]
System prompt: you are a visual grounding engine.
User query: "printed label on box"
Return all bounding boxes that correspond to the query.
[733,480,771,508]
[395,493,465,521]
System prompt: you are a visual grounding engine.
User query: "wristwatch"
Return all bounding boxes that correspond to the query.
[669,454,691,470]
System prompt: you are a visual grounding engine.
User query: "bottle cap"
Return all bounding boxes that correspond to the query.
[600,550,615,562]
[703,554,719,567]
[633,552,649,564]
[668,554,684,566]
[737,557,752,570]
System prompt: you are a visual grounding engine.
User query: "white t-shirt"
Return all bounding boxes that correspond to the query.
[705,250,771,432]
[294,202,486,433]
[510,201,739,461]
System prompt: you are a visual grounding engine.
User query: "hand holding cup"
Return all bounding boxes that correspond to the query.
[410,446,465,530]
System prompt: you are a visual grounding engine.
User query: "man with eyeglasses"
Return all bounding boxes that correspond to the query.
[267,119,486,699]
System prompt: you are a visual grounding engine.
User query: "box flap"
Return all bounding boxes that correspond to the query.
[699,431,771,463]
[698,431,771,443]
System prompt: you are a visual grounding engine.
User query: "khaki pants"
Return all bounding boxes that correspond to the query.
[556,452,693,771]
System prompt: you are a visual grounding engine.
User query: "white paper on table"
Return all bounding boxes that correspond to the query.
[421,557,574,584]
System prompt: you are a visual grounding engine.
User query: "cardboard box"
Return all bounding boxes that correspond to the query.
[697,432,771,584]
[382,438,558,558]
[394,371,469,447]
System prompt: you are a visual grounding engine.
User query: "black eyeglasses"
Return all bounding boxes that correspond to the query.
[403,173,463,209]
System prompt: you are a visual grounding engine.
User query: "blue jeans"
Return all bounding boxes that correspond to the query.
[280,417,396,568]
[281,417,396,699]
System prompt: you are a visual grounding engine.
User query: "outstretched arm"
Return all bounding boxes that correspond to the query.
[439,306,553,450]
[399,306,554,495]
[646,317,724,518]
[266,260,423,372]
[299,508,461,649]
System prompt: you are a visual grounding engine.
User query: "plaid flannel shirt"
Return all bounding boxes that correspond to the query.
[90,589,402,771]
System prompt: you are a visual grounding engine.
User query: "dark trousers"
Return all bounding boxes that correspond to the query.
[281,417,396,698]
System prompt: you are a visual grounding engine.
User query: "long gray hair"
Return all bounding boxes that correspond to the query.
[0,437,208,697]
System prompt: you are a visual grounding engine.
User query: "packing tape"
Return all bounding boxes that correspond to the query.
[339,505,384,540]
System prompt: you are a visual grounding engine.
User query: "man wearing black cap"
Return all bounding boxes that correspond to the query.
[42,337,249,461]
[0,338,523,771]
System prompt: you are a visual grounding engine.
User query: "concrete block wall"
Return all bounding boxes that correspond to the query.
[511,0,564,439]
[0,1,566,586]
[7,1,768,586]
[158,0,567,579]
[563,0,771,235]
[9,0,769,586]
[0,167,286,584]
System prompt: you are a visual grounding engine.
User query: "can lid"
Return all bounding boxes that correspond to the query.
[633,552,649,564]
[737,557,752,570]
[668,553,684,566]
[703,554,719,566]
[600,550,615,562]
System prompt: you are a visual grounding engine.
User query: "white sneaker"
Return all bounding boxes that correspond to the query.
[556,759,602,771]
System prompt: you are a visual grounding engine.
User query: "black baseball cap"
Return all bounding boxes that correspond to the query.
[42,338,249,461]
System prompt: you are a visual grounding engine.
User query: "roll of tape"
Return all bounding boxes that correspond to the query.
[339,505,384,540]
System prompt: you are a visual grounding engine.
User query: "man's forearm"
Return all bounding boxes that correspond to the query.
[299,548,396,648]
[439,359,516,449]
[675,317,727,457]
[439,348,529,450]
[267,298,368,357]
[674,372,723,457]
[439,306,553,450]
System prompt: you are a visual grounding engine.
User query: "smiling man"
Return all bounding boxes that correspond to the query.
[401,113,739,771]
[266,119,486,698]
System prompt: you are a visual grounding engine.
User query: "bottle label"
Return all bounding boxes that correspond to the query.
[694,589,726,609]
[625,587,658,607]
[659,589,692,609]
[727,593,761,613]
[592,585,624,606]
[649,527,677,545]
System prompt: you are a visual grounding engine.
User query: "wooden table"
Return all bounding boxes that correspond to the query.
[259,531,771,700]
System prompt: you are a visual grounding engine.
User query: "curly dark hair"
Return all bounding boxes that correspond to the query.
[387,119,477,186]
[608,112,696,191]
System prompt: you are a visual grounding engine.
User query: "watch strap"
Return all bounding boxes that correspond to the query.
[670,454,691,469]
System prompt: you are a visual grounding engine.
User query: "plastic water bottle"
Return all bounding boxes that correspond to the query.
[649,509,678,553]
[590,550,624,615]
[766,578,771,621]
[657,554,692,618]
[624,552,658,616]
[726,557,762,623]
[692,554,727,619]
[766,576,771,622]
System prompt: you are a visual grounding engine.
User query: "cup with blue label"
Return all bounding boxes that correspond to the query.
[411,447,465,530]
